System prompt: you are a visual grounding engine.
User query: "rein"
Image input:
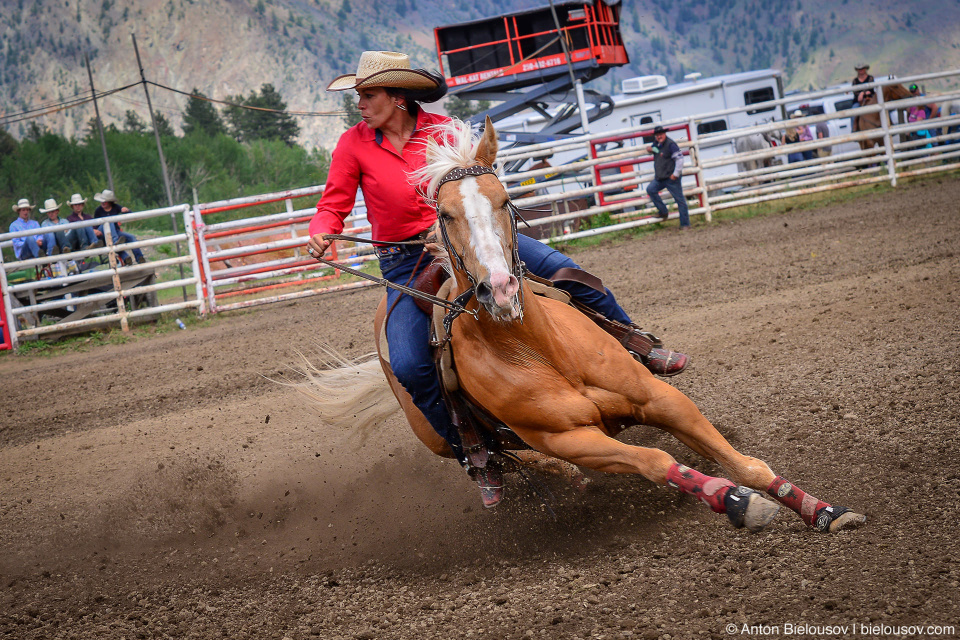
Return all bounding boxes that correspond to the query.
[312,243,477,317]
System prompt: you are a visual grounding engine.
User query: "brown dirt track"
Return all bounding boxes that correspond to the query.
[1,177,959,640]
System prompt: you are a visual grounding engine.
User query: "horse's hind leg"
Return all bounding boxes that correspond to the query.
[510,421,780,532]
[638,378,866,533]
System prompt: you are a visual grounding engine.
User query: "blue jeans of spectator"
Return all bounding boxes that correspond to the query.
[99,222,144,261]
[15,235,44,260]
[381,233,633,461]
[646,177,690,228]
[41,231,59,253]
[788,150,816,164]
[67,225,98,251]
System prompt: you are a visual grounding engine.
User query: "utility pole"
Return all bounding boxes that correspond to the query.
[132,34,186,300]
[85,53,114,192]
[547,0,590,133]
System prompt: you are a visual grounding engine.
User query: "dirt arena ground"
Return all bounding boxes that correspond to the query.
[1,176,959,640]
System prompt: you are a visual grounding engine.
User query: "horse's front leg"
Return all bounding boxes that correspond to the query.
[637,377,866,533]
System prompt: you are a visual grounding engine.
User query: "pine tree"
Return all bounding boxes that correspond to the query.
[182,89,226,137]
[123,110,147,134]
[227,84,301,144]
[152,113,176,138]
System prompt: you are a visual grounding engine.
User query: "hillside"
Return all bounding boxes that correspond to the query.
[1,0,958,151]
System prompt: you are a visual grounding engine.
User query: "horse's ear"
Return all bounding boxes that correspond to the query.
[475,116,499,168]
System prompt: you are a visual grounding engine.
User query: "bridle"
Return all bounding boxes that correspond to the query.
[314,164,527,331]
[433,164,526,327]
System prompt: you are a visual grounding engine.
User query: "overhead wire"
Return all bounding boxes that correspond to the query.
[1,78,347,128]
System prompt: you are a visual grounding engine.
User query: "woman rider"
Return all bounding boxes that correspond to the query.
[306,51,688,504]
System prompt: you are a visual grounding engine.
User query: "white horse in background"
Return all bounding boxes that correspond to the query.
[734,129,783,179]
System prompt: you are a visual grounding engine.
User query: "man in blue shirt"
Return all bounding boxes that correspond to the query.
[9,198,51,260]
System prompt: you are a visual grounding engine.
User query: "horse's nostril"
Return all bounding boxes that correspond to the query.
[476,281,497,306]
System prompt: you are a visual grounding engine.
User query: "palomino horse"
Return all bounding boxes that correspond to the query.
[855,83,913,150]
[306,118,866,534]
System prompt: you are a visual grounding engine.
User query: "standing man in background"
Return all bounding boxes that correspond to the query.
[645,125,690,230]
[851,63,874,132]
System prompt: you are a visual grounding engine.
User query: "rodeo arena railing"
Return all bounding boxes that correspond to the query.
[1,69,958,350]
[0,205,203,350]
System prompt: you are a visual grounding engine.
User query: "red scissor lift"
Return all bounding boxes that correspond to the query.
[434,0,629,141]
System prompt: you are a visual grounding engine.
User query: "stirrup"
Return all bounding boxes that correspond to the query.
[628,324,663,349]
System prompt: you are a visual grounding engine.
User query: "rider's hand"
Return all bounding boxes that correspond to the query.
[307,234,332,260]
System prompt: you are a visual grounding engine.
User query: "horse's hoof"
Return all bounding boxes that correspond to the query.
[815,506,867,533]
[725,486,780,532]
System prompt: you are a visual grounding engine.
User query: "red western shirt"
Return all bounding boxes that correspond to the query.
[309,109,450,242]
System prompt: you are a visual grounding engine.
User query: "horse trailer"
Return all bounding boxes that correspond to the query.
[497,68,788,193]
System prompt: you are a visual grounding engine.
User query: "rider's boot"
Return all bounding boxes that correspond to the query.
[622,324,689,377]
[468,463,504,508]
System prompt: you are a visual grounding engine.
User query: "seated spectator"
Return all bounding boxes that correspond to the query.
[94,189,145,265]
[9,198,51,260]
[815,120,832,157]
[907,84,937,147]
[39,199,74,254]
[65,193,103,251]
[785,110,816,164]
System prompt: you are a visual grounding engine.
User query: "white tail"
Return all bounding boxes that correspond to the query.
[286,346,398,440]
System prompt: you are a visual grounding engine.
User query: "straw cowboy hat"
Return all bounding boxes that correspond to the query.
[39,198,62,214]
[67,193,87,206]
[854,62,870,71]
[326,51,441,92]
[791,109,804,118]
[12,198,35,212]
[94,189,118,203]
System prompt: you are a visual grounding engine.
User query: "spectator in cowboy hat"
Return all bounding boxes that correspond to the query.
[64,193,102,251]
[784,110,815,163]
[8,198,50,260]
[38,198,72,254]
[93,189,145,265]
[851,63,875,131]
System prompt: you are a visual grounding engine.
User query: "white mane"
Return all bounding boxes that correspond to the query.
[410,119,500,200]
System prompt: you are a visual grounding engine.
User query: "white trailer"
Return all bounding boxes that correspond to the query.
[498,69,787,190]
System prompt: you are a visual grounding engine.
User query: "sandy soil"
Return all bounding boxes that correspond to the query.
[1,177,959,640]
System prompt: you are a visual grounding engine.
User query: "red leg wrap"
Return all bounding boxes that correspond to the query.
[767,476,830,527]
[666,464,735,513]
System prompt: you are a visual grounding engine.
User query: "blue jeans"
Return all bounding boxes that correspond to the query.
[67,225,98,251]
[646,177,690,228]
[15,235,44,260]
[382,233,632,461]
[99,222,144,261]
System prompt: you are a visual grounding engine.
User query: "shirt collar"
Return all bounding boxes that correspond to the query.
[372,106,427,145]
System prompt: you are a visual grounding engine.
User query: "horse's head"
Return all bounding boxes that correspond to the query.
[415,117,521,322]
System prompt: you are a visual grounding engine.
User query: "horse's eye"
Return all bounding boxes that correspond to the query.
[438,210,453,222]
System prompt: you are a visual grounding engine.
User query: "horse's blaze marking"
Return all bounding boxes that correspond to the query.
[458,178,510,281]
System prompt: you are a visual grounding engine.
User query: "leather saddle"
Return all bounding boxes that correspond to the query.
[401,258,650,472]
